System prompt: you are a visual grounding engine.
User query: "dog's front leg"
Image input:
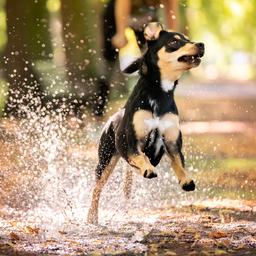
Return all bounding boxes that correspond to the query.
[163,123,195,191]
[129,110,157,178]
[168,152,195,191]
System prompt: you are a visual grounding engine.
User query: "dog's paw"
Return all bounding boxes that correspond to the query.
[180,179,195,191]
[143,170,157,179]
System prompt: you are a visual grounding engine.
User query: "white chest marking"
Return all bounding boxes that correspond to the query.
[161,79,175,92]
[144,117,175,133]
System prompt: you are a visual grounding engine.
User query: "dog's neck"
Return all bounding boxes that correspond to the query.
[140,61,179,93]
[141,72,178,93]
[160,79,178,92]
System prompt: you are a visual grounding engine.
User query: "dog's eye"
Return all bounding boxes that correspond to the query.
[166,40,179,51]
[170,40,178,45]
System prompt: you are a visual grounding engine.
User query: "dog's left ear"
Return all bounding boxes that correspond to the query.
[143,22,163,41]
[122,57,143,74]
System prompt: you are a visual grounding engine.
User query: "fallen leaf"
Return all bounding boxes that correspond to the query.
[156,230,176,237]
[0,243,13,249]
[236,243,246,249]
[9,221,18,227]
[209,231,229,239]
[188,251,197,256]
[201,251,211,256]
[197,238,215,247]
[65,239,81,245]
[200,215,213,223]
[194,232,201,240]
[165,251,177,256]
[58,230,67,235]
[185,227,197,234]
[216,238,230,247]
[25,226,39,235]
[214,249,229,255]
[45,239,57,243]
[9,232,20,241]
[149,243,158,253]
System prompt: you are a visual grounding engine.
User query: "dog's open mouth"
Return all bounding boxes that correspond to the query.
[178,54,201,65]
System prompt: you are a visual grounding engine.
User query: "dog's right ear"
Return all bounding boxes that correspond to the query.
[122,57,143,74]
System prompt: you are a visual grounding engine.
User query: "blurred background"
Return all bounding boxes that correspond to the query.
[0,0,255,116]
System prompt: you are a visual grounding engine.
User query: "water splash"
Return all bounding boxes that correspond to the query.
[0,106,206,232]
[0,103,255,255]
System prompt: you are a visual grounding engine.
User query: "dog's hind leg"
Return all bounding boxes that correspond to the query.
[87,155,119,224]
[87,124,119,225]
[123,169,133,199]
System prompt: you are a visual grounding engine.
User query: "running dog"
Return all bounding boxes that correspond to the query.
[87,22,204,224]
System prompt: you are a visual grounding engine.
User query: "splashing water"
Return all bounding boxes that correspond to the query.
[1,100,255,255]
[0,105,204,233]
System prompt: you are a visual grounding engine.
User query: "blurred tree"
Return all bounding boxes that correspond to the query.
[60,0,102,106]
[187,0,256,54]
[0,0,7,54]
[179,0,188,35]
[186,0,256,78]
[3,0,52,117]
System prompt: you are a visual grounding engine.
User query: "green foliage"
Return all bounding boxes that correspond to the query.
[187,0,256,53]
[0,0,255,79]
[0,0,6,52]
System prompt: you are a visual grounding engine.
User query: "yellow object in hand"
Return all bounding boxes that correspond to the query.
[119,28,141,72]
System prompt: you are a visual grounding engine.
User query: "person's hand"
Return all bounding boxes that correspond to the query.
[112,33,128,49]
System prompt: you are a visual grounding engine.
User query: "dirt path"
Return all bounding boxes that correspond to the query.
[0,202,255,255]
[176,82,256,100]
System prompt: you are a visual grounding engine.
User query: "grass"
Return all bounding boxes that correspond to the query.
[180,132,256,200]
[221,158,256,169]
[184,133,256,158]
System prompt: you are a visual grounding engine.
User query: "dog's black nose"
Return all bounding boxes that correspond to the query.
[195,42,204,57]
[196,42,204,49]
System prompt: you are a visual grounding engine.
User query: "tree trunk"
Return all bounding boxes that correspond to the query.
[3,0,51,117]
[60,0,102,99]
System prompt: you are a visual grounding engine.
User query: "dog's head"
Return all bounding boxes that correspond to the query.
[123,22,204,82]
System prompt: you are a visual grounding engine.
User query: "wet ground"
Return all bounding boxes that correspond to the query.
[0,81,256,255]
[0,204,255,255]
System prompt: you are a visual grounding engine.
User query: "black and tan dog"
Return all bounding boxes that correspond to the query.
[87,22,204,224]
